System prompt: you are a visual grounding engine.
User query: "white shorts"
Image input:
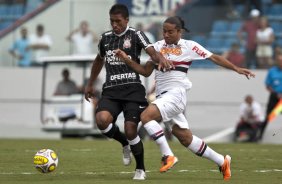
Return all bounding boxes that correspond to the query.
[256,45,273,58]
[152,87,189,130]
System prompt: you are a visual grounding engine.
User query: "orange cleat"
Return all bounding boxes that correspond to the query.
[159,155,178,173]
[219,155,232,181]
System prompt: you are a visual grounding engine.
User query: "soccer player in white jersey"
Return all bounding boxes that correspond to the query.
[115,16,255,181]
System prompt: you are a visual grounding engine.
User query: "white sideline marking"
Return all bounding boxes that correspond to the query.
[203,127,235,143]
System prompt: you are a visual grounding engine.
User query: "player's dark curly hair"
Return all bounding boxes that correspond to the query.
[109,4,129,19]
[164,16,190,32]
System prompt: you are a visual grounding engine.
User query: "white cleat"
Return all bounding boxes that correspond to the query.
[133,169,146,180]
[122,145,131,166]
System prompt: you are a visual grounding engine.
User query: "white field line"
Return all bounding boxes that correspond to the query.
[203,127,235,143]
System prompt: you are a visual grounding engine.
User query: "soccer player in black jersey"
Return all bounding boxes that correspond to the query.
[84,4,172,180]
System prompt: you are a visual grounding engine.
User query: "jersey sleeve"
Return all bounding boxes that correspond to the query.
[147,41,160,62]
[186,40,213,60]
[98,35,105,58]
[136,30,153,50]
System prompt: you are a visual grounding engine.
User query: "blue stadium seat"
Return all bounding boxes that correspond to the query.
[270,21,282,37]
[210,20,230,37]
[224,38,239,48]
[276,38,282,47]
[267,5,282,15]
[190,35,207,46]
[206,37,223,48]
[234,4,244,15]
[0,20,13,30]
[25,0,44,13]
[0,5,8,16]
[11,4,24,17]
[206,37,228,53]
[227,21,242,36]
[267,5,282,20]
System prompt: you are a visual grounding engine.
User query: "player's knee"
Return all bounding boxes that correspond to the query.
[178,136,192,147]
[140,107,153,123]
[174,129,193,147]
[95,112,112,130]
[140,111,151,124]
[124,122,137,140]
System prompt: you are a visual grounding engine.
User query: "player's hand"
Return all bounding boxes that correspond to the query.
[158,57,175,71]
[114,49,128,61]
[84,85,95,102]
[237,68,255,79]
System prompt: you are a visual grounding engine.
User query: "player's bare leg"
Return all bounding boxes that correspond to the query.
[172,125,231,180]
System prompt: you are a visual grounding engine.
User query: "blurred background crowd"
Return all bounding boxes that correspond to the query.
[0,0,282,69]
[0,0,282,142]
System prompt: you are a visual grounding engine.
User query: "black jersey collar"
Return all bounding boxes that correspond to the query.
[113,26,129,37]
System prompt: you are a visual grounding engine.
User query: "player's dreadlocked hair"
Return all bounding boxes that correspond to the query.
[164,16,190,32]
[109,4,129,19]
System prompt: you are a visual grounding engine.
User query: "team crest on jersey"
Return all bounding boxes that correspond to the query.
[123,37,131,49]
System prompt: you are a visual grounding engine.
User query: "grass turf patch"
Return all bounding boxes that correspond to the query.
[0,139,282,184]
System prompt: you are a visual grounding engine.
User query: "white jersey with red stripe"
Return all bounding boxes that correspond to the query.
[150,39,213,93]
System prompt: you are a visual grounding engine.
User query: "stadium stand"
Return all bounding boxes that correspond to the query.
[0,0,59,39]
[1,0,282,69]
[210,20,230,37]
[174,0,282,68]
[190,35,207,46]
[228,20,242,36]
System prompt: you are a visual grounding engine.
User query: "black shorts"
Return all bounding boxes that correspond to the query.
[96,97,148,124]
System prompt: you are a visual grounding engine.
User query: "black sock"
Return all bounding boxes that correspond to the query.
[130,141,145,170]
[103,124,128,147]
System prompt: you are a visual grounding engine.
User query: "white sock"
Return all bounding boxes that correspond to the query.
[188,135,224,166]
[144,120,174,156]
[128,136,141,146]
[100,123,113,134]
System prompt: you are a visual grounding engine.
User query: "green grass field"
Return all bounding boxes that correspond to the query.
[0,139,281,184]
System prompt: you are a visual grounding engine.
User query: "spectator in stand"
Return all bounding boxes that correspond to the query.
[256,16,275,69]
[9,27,31,67]
[29,24,52,66]
[234,95,264,142]
[222,43,245,67]
[238,9,260,69]
[67,20,98,55]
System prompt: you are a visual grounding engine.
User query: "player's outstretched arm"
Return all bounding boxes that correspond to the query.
[209,54,255,79]
[114,49,154,77]
[85,54,104,102]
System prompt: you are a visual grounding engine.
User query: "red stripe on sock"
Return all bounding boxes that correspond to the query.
[155,130,164,137]
[197,141,205,154]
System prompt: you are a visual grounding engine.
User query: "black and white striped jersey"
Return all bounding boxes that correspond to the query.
[98,26,152,89]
